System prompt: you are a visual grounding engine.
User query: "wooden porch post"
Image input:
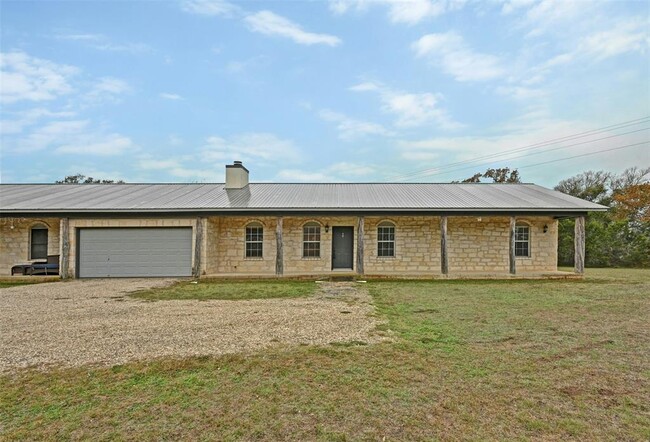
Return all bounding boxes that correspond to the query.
[440,216,448,275]
[276,217,283,276]
[356,216,365,275]
[574,215,585,274]
[60,218,70,279]
[509,216,516,275]
[192,216,204,278]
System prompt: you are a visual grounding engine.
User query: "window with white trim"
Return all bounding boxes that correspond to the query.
[515,224,530,257]
[245,223,263,258]
[377,221,395,257]
[302,222,321,258]
[30,224,48,260]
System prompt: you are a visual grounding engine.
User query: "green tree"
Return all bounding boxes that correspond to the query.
[456,167,521,183]
[555,167,650,268]
[56,174,124,184]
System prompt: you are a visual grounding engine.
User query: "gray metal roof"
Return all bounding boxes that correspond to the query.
[0,183,607,214]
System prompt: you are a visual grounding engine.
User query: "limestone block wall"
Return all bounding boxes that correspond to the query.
[447,216,558,273]
[282,216,358,275]
[364,216,441,276]
[0,214,559,278]
[207,216,278,276]
[0,218,60,275]
[447,216,510,273]
[66,218,200,278]
[514,217,558,272]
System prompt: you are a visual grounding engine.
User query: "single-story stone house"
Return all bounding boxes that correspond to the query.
[0,162,606,279]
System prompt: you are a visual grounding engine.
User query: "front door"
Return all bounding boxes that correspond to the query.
[332,227,354,270]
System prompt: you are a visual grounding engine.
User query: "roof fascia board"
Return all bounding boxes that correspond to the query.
[1,210,594,218]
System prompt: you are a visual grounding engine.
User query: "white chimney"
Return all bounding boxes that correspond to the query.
[225,161,249,189]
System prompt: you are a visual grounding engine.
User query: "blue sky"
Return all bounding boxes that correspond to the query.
[1,0,648,186]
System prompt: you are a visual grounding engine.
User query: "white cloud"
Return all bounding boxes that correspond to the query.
[0,52,78,103]
[275,162,377,182]
[93,77,130,94]
[55,134,134,156]
[0,108,76,135]
[160,92,183,100]
[495,85,546,100]
[275,169,333,182]
[6,118,135,156]
[138,156,183,170]
[85,77,131,104]
[245,11,341,46]
[53,31,151,53]
[579,20,649,60]
[412,32,504,82]
[181,0,240,17]
[350,81,460,129]
[348,82,380,92]
[318,109,393,140]
[327,162,375,176]
[202,132,302,164]
[517,0,587,37]
[329,0,464,25]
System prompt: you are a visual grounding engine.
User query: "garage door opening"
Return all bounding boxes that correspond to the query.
[77,228,192,278]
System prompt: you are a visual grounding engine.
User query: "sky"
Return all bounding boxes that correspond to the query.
[1,0,648,187]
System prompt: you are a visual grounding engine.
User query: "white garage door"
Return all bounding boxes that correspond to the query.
[78,228,192,277]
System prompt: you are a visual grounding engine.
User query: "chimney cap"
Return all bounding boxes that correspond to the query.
[226,161,248,172]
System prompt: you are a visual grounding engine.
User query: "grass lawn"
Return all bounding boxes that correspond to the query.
[130,279,316,301]
[1,268,648,440]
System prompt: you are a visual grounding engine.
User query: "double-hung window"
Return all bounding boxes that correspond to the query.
[377,221,395,257]
[515,224,530,257]
[245,223,263,258]
[303,222,321,258]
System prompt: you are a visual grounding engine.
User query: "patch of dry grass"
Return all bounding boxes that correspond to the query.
[130,279,316,301]
[0,277,58,289]
[1,269,648,440]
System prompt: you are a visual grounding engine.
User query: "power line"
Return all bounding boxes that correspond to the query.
[390,116,650,181]
[516,141,649,170]
[399,126,649,181]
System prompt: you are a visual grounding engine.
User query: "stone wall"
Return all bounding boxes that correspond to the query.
[515,217,558,272]
[447,216,558,274]
[364,216,441,276]
[448,216,510,273]
[0,218,61,275]
[206,216,278,276]
[0,215,559,277]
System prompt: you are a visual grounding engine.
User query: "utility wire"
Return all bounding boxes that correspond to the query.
[515,141,649,170]
[390,116,650,181]
[399,127,649,181]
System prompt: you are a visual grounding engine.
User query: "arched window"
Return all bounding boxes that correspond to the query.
[515,223,531,257]
[377,221,395,257]
[303,222,321,258]
[245,222,263,258]
[30,223,48,260]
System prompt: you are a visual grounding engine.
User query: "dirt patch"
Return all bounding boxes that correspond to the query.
[0,280,386,372]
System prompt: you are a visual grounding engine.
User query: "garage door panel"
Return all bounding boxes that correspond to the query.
[79,228,192,277]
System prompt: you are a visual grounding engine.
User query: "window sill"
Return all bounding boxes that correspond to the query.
[244,257,264,261]
[377,256,396,259]
[301,257,322,260]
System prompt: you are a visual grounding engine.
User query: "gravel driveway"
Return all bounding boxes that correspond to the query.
[0,279,384,372]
